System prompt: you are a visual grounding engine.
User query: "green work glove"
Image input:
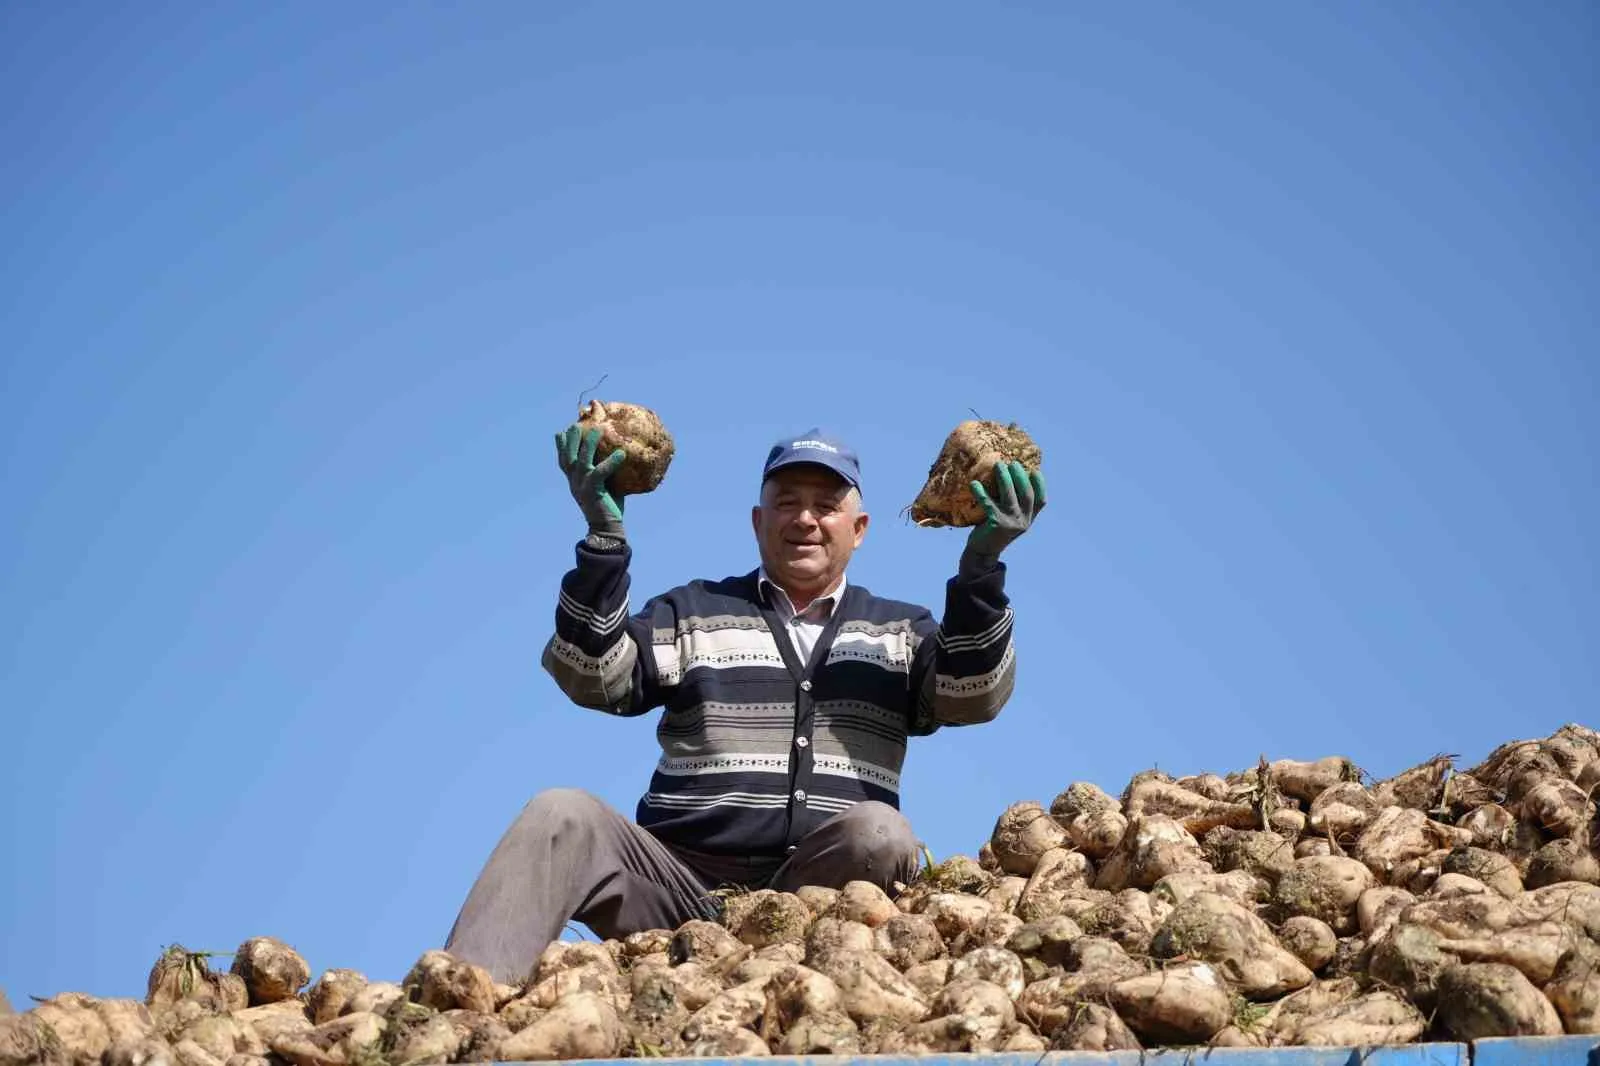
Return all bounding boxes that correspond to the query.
[555,424,627,542]
[962,460,1045,574]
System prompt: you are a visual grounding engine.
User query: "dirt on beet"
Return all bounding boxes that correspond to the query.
[575,399,675,496]
[907,420,1042,528]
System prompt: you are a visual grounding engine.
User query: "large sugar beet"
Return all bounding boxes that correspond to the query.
[811,950,928,1026]
[1369,923,1450,1010]
[1435,924,1579,986]
[879,978,1015,1052]
[948,912,1023,957]
[1151,868,1267,908]
[1279,991,1426,1047]
[268,1012,384,1066]
[978,876,1027,915]
[573,399,673,495]
[1354,807,1470,882]
[669,920,746,968]
[1520,779,1595,838]
[777,1012,859,1055]
[1357,886,1417,941]
[1123,778,1258,836]
[1003,916,1082,970]
[1273,856,1375,934]
[15,994,157,1066]
[1108,962,1232,1044]
[1526,839,1600,888]
[1271,756,1360,804]
[948,948,1025,1000]
[146,949,246,1013]
[449,1010,510,1063]
[987,802,1068,876]
[805,914,876,957]
[381,1003,461,1066]
[1203,827,1296,886]
[1016,969,1136,1036]
[831,882,897,929]
[1401,891,1516,940]
[1430,873,1493,900]
[1014,848,1093,921]
[1441,846,1524,898]
[1278,916,1338,973]
[732,891,812,949]
[403,951,497,1015]
[1150,893,1312,999]
[920,894,996,948]
[1373,755,1453,810]
[1077,889,1165,956]
[1543,724,1600,779]
[684,1028,769,1057]
[230,939,310,1007]
[1545,938,1600,1034]
[623,969,691,1054]
[679,979,768,1043]
[1308,782,1381,841]
[1049,1003,1141,1052]
[1095,815,1209,892]
[766,965,842,1031]
[1513,882,1600,939]
[1049,782,1127,860]
[873,913,945,971]
[1435,963,1563,1039]
[1470,739,1556,793]
[1262,979,1362,1044]
[908,420,1042,528]
[232,1000,315,1045]
[495,993,629,1061]
[176,1014,265,1061]
[306,971,367,1025]
[1459,803,1518,848]
[1176,773,1231,801]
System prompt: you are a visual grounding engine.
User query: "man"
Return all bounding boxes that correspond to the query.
[443,424,1044,982]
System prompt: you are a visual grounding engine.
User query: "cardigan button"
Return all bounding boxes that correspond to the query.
[796,736,809,748]
[800,680,813,692]
[794,789,807,803]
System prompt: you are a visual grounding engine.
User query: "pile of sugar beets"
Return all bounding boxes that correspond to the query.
[6,730,1600,1066]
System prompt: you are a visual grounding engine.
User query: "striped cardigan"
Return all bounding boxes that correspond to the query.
[541,540,1016,857]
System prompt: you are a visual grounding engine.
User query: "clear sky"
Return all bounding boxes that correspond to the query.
[2,1,1593,1001]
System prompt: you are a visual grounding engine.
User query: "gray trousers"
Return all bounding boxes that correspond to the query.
[443,788,921,983]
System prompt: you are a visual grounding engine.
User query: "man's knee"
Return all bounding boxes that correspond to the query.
[514,787,608,842]
[526,786,602,816]
[835,801,919,863]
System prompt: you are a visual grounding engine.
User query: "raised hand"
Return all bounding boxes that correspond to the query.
[556,424,627,540]
[965,460,1045,563]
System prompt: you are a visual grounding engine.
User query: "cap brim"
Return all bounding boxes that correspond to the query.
[763,456,860,490]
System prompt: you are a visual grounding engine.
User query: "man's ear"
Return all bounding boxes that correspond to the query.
[751,504,762,537]
[853,511,870,547]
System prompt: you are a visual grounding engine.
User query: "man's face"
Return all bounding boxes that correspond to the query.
[751,465,869,596]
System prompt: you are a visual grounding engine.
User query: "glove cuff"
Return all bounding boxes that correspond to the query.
[584,529,627,551]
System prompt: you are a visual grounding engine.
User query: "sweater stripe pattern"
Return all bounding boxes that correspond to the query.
[541,542,1016,857]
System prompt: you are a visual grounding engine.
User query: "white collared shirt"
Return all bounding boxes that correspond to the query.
[758,568,847,664]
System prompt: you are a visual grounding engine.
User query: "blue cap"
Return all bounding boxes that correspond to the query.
[762,429,862,491]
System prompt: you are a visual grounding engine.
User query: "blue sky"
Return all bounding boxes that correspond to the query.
[2,2,1593,1000]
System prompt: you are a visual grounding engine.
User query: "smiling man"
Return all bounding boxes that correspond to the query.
[442,426,1044,982]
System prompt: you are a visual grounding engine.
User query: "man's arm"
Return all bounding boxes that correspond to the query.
[908,460,1044,733]
[538,423,678,716]
[908,558,1016,732]
[541,539,677,715]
